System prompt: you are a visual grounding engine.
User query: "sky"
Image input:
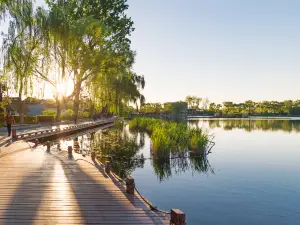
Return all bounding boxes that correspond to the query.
[126,0,300,103]
[3,0,300,103]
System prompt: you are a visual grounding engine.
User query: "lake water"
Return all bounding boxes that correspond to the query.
[131,119,300,225]
[62,119,300,225]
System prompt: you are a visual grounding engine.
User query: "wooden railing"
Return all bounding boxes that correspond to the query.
[13,118,116,141]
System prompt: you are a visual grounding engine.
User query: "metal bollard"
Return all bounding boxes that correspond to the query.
[68,146,73,157]
[126,176,135,194]
[170,209,186,225]
[91,152,96,160]
[105,161,111,174]
[46,141,50,152]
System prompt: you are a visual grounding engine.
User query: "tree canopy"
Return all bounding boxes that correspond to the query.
[0,0,145,121]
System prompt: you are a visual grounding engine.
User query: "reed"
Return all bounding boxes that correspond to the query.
[129,118,210,153]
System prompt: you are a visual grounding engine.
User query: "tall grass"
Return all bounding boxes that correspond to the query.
[129,118,210,153]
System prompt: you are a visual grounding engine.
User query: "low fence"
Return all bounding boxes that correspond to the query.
[12,118,115,141]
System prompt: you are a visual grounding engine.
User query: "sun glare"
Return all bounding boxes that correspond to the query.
[53,80,74,99]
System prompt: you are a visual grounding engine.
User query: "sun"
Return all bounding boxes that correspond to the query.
[55,80,74,99]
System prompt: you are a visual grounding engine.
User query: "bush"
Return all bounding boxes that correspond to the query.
[41,109,56,117]
[61,109,74,120]
[13,116,38,124]
[37,116,54,123]
[83,112,89,118]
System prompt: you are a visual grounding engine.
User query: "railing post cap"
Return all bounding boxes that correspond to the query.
[171,209,186,225]
[126,176,134,184]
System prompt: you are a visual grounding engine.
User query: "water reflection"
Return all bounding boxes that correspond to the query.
[55,122,214,181]
[152,152,214,181]
[190,119,300,133]
[91,128,145,179]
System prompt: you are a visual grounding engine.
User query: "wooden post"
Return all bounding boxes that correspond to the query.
[46,141,50,152]
[68,146,73,157]
[91,152,96,160]
[170,209,186,225]
[105,161,111,174]
[34,139,39,147]
[12,129,17,140]
[126,176,135,194]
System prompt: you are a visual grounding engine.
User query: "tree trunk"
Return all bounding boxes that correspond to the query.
[89,99,94,119]
[18,82,24,124]
[56,98,61,122]
[73,82,81,124]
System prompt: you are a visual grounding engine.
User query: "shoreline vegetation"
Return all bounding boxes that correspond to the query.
[127,96,300,119]
[90,120,214,180]
[129,117,213,155]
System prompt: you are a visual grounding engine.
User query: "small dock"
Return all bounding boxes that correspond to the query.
[0,143,170,224]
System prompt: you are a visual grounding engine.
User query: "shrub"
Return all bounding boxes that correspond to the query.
[37,115,54,123]
[13,116,38,124]
[61,109,75,120]
[41,109,56,117]
[83,111,89,118]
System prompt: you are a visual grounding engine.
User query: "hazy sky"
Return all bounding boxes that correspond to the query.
[7,0,300,103]
[126,0,300,103]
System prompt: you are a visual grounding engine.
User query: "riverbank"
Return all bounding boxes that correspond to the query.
[188,116,300,120]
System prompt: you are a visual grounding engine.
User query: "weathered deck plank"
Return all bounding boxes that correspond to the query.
[0,146,169,225]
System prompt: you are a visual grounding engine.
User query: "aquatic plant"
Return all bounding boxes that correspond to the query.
[188,128,209,152]
[129,117,211,154]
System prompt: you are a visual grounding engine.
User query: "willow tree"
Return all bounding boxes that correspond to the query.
[45,0,136,122]
[1,0,43,123]
[33,3,71,122]
[87,48,145,116]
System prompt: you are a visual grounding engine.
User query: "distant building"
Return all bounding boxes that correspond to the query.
[7,97,55,116]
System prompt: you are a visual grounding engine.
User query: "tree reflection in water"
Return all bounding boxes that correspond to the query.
[152,151,214,182]
[192,119,300,133]
[91,127,145,179]
[84,122,215,181]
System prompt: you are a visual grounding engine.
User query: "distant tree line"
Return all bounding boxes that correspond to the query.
[133,101,187,115]
[132,96,300,117]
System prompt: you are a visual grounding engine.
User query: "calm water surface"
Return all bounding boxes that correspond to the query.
[131,119,300,225]
[62,119,300,225]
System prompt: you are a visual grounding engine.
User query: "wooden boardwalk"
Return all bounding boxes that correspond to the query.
[0,146,169,225]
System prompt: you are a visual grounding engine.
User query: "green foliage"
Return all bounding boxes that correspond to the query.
[37,115,54,122]
[92,128,143,178]
[184,96,300,117]
[188,128,209,151]
[83,112,89,118]
[61,109,74,120]
[139,102,187,115]
[13,115,37,124]
[2,0,144,122]
[129,118,210,154]
[164,101,187,114]
[41,109,56,116]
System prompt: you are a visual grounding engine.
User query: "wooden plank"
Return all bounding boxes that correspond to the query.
[0,146,169,225]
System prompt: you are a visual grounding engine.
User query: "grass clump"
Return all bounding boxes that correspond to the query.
[129,117,211,153]
[188,128,209,152]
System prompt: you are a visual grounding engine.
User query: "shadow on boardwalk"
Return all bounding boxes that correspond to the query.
[0,149,168,225]
[1,151,56,225]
